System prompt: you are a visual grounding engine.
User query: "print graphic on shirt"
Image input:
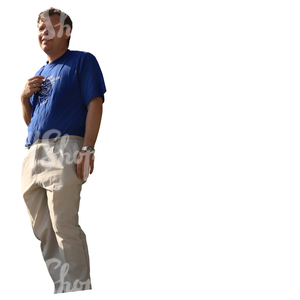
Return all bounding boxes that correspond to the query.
[38,75,61,105]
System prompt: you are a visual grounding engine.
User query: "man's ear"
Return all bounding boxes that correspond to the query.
[65,28,72,39]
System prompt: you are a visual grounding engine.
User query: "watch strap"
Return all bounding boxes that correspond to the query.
[81,146,95,153]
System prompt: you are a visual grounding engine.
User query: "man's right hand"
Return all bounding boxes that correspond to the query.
[21,76,45,99]
[21,76,45,125]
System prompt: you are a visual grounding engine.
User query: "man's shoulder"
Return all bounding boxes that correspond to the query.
[68,50,100,70]
[69,50,95,60]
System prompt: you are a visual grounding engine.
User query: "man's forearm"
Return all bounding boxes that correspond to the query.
[83,97,103,148]
[21,96,32,126]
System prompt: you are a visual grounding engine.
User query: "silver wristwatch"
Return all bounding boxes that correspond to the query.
[81,146,95,153]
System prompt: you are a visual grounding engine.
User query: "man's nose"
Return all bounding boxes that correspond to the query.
[39,28,48,38]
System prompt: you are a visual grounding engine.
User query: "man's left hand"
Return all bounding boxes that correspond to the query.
[76,151,94,180]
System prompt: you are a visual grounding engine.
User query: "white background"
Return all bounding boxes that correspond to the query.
[1,0,300,299]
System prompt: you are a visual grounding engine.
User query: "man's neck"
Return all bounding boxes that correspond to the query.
[47,48,68,64]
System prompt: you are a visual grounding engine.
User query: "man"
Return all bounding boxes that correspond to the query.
[21,8,106,293]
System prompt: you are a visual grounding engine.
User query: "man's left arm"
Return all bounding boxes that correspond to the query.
[77,97,103,180]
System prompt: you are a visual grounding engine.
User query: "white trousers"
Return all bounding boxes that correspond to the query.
[21,135,91,293]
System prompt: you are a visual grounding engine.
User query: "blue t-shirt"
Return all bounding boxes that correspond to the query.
[25,49,106,147]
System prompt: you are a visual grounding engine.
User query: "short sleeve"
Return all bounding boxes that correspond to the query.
[79,53,106,106]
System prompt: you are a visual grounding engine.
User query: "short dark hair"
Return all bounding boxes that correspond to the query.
[37,7,73,47]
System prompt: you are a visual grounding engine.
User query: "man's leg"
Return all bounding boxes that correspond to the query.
[46,182,91,293]
[22,148,62,289]
[43,137,91,293]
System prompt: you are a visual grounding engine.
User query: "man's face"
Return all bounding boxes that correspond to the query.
[38,14,70,55]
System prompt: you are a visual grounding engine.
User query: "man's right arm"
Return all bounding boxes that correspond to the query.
[21,97,32,126]
[21,76,45,126]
